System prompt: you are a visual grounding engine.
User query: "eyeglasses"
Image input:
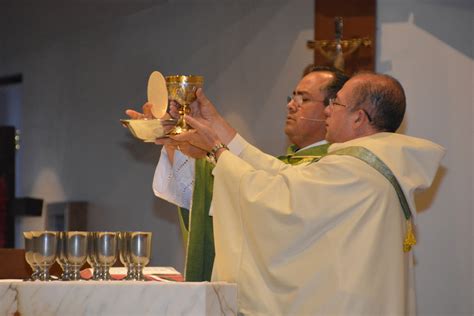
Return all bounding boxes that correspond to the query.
[328,98,373,122]
[287,95,325,108]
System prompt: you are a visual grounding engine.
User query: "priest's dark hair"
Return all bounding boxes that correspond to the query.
[303,65,349,106]
[352,72,406,133]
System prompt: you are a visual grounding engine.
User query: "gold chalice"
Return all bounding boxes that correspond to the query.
[165,75,204,135]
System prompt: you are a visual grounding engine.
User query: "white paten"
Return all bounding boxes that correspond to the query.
[0,280,237,316]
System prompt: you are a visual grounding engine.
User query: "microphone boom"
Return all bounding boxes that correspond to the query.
[299,116,325,122]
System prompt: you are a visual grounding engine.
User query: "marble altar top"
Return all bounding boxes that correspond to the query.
[0,279,237,315]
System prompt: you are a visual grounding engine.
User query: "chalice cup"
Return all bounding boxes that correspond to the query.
[165,75,204,135]
[24,231,40,281]
[97,232,118,281]
[66,231,88,280]
[32,231,58,281]
[130,232,152,281]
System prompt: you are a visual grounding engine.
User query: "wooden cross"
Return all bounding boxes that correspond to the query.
[306,0,376,75]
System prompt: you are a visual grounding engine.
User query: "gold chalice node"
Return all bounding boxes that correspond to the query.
[165,75,204,135]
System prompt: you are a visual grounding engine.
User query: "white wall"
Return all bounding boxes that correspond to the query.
[0,0,472,314]
[377,1,472,315]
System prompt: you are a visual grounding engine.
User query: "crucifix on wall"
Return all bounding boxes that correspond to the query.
[306,0,376,75]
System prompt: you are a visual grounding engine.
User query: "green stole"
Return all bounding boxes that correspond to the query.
[177,159,215,282]
[178,142,330,281]
[327,146,416,252]
[278,143,330,164]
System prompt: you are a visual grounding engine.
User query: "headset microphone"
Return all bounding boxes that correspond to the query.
[299,117,325,122]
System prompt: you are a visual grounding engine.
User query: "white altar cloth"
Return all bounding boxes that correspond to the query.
[0,279,237,315]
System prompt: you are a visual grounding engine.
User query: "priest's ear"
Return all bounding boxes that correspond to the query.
[352,109,365,126]
[354,108,371,125]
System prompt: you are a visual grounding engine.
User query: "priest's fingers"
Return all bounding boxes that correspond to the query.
[184,115,207,129]
[170,130,209,151]
[168,100,180,119]
[191,90,236,144]
[125,102,155,120]
[155,138,202,160]
[191,88,219,121]
[142,102,155,119]
[155,137,181,146]
[171,118,220,152]
[195,88,214,112]
[125,109,143,119]
[161,140,207,159]
[169,130,198,143]
[188,99,201,119]
[161,117,176,134]
[178,142,208,159]
[184,116,218,142]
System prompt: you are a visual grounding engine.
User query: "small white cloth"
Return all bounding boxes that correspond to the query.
[153,147,195,209]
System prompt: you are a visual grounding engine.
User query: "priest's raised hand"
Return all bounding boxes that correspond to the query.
[187,89,236,146]
[170,115,228,159]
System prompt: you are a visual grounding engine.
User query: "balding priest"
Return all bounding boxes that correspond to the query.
[164,72,446,315]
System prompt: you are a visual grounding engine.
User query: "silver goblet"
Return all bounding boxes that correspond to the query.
[97,232,118,281]
[24,231,40,281]
[130,232,152,281]
[119,231,135,280]
[66,231,88,280]
[32,231,58,281]
[56,231,70,281]
[87,232,101,280]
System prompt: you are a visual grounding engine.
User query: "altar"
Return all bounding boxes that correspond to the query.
[0,280,237,315]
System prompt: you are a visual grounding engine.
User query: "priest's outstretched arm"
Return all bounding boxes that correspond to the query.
[159,89,293,174]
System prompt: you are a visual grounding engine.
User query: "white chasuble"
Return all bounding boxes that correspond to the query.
[211,132,445,316]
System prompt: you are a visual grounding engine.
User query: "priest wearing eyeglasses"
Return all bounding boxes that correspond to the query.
[149,66,348,282]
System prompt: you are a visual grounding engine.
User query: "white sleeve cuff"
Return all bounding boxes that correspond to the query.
[227,133,247,157]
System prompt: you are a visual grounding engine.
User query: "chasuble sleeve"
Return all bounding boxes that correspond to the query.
[231,136,293,174]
